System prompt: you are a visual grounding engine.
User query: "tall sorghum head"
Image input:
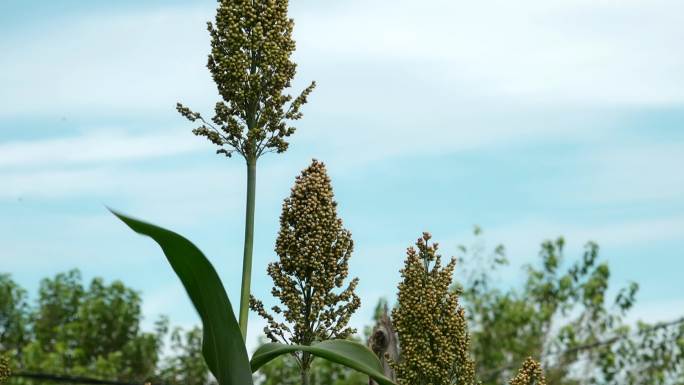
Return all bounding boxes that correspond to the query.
[390,232,477,385]
[250,159,360,353]
[177,0,315,160]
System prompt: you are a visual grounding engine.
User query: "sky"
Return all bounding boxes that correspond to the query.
[1,0,683,353]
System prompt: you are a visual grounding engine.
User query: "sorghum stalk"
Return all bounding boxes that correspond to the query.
[177,0,315,340]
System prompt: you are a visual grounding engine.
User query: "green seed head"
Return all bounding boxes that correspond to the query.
[390,233,477,385]
[0,355,11,384]
[177,0,315,160]
[508,357,547,385]
[250,159,359,367]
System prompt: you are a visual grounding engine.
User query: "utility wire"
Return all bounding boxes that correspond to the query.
[481,316,684,381]
[13,372,160,385]
[9,317,684,385]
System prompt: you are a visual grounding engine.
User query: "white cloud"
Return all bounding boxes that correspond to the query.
[501,216,684,250]
[1,0,680,175]
[299,112,602,170]
[476,215,684,265]
[295,0,684,105]
[517,139,684,206]
[142,283,189,318]
[348,214,684,292]
[0,130,249,222]
[2,0,682,121]
[1,164,246,220]
[579,141,684,204]
[0,5,216,118]
[625,298,684,325]
[0,130,204,168]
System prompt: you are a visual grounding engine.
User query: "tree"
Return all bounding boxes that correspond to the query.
[0,274,30,363]
[1,270,168,384]
[176,0,316,340]
[595,318,684,384]
[389,232,477,385]
[453,228,684,385]
[158,326,214,385]
[250,159,360,385]
[30,269,84,354]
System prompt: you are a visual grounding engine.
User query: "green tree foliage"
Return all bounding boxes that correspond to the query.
[390,232,477,385]
[594,319,684,385]
[0,274,29,362]
[20,270,165,381]
[0,271,221,385]
[454,228,684,385]
[158,326,214,385]
[2,263,385,385]
[250,159,360,385]
[176,0,316,340]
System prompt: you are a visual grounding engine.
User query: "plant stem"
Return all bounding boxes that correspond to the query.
[301,369,310,385]
[301,356,311,385]
[238,156,257,341]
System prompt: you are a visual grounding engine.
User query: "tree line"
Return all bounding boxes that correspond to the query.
[0,270,207,385]
[2,226,682,385]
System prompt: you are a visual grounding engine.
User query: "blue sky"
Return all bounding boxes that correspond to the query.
[2,0,683,352]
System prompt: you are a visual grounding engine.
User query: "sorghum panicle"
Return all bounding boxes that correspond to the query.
[390,233,477,385]
[508,357,547,385]
[0,355,10,384]
[250,159,360,361]
[177,0,315,160]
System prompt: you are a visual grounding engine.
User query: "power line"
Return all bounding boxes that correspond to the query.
[9,317,684,385]
[481,316,684,381]
[13,372,158,385]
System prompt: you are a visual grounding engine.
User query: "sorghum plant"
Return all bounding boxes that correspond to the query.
[508,358,547,385]
[113,211,394,385]
[0,355,10,384]
[250,159,360,385]
[390,232,477,385]
[177,0,316,340]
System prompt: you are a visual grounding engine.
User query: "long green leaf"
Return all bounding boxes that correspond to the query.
[250,340,396,385]
[111,210,253,385]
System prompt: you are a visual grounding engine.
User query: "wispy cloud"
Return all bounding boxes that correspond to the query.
[0,5,215,118]
[486,215,684,256]
[512,138,684,208]
[346,213,684,297]
[3,0,682,122]
[625,299,684,325]
[296,0,684,105]
[576,140,684,204]
[0,130,204,168]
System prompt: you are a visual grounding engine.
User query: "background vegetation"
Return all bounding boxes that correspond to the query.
[2,228,682,384]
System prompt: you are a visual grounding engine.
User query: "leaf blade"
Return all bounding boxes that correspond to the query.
[111,209,253,385]
[250,340,396,385]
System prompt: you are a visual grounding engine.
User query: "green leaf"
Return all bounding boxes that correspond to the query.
[111,209,253,385]
[251,340,396,385]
